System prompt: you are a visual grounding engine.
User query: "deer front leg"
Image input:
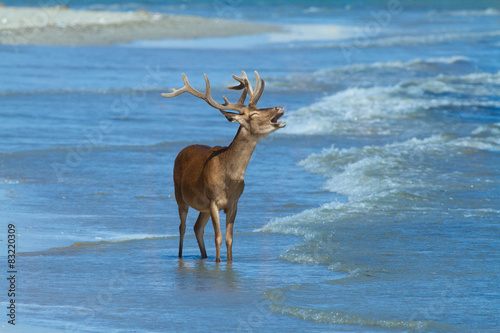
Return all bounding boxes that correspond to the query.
[193,212,211,259]
[225,206,237,262]
[177,204,189,258]
[209,201,223,262]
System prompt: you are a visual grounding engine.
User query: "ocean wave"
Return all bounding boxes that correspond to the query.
[276,56,475,93]
[20,234,176,256]
[0,140,181,156]
[455,125,500,151]
[316,55,473,76]
[260,201,348,237]
[261,136,442,237]
[268,304,435,330]
[408,55,472,66]
[284,71,500,135]
[0,86,166,97]
[301,133,499,194]
[332,29,500,49]
[308,56,475,89]
[261,131,500,242]
[128,23,348,49]
[0,177,20,184]
[266,24,349,43]
[435,8,500,17]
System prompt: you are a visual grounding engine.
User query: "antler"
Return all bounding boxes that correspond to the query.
[162,73,247,114]
[228,70,265,109]
[162,71,265,113]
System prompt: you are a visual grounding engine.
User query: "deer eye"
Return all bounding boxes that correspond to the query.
[250,112,259,118]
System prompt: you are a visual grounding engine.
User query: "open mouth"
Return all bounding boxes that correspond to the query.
[271,107,286,127]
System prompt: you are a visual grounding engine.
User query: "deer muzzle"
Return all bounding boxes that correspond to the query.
[271,107,286,128]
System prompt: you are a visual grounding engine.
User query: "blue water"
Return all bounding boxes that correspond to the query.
[1,1,499,332]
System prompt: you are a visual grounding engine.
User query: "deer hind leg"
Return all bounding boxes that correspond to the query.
[225,206,237,262]
[209,201,223,263]
[177,204,188,258]
[193,212,211,259]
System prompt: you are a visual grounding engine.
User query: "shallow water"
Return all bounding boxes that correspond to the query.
[1,1,499,332]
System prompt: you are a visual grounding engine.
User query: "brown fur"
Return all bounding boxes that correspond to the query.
[164,71,285,261]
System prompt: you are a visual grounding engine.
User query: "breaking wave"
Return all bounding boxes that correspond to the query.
[284,71,500,135]
[261,127,500,238]
[20,234,176,256]
[314,56,474,82]
[268,303,439,331]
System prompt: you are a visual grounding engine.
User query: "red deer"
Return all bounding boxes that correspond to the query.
[162,71,285,262]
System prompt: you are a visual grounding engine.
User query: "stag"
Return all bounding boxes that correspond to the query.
[162,71,285,262]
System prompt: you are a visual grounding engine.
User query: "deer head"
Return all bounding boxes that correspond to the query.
[162,71,285,137]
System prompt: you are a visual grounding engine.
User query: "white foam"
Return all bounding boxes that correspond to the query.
[439,8,500,17]
[113,233,173,241]
[454,136,500,152]
[284,71,500,136]
[266,24,350,43]
[300,136,446,199]
[471,122,500,136]
[101,233,176,242]
[262,132,499,241]
[127,23,350,49]
[303,7,322,14]
[259,201,346,237]
[269,304,430,330]
[334,29,500,49]
[0,178,20,184]
[323,156,402,201]
[408,56,472,65]
[283,84,440,135]
[315,55,472,76]
[460,71,500,85]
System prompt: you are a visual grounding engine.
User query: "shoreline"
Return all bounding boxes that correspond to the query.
[0,5,279,46]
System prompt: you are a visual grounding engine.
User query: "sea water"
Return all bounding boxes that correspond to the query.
[0,1,499,332]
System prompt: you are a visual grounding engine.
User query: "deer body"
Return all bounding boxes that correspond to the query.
[174,139,250,214]
[163,71,285,262]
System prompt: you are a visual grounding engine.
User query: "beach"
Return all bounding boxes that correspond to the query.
[0,5,279,45]
[1,0,499,332]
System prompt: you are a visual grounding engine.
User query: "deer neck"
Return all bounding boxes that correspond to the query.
[224,126,260,181]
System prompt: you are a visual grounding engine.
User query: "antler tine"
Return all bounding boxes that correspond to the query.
[241,70,254,96]
[226,70,267,108]
[254,71,260,93]
[161,73,205,99]
[204,74,248,113]
[162,72,267,114]
[162,73,248,114]
[228,71,254,93]
[223,88,247,105]
[227,75,245,90]
[248,71,265,108]
[202,74,222,107]
[237,88,247,105]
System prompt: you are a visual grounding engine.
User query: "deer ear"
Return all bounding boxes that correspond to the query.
[220,110,242,123]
